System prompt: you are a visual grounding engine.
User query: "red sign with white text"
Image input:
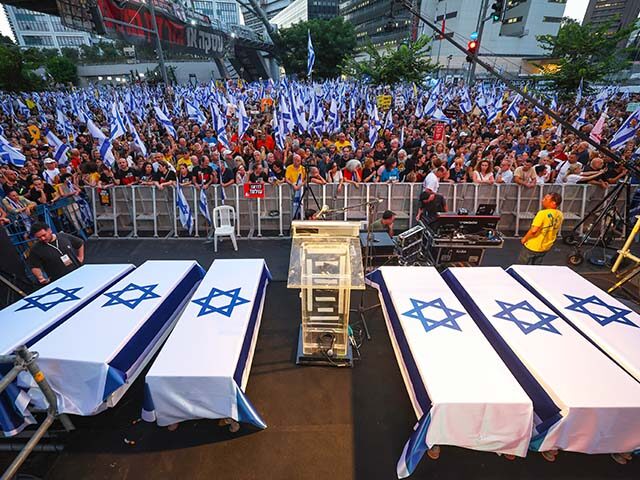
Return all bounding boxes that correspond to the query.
[433,123,445,143]
[244,183,265,199]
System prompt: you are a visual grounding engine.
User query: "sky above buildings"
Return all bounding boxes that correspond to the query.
[0,0,590,44]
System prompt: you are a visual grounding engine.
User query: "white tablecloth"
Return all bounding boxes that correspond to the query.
[443,267,640,454]
[143,259,271,429]
[366,267,533,478]
[23,260,205,416]
[508,265,640,382]
[0,264,134,437]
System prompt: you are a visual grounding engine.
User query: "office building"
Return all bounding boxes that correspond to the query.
[191,0,243,25]
[583,0,640,31]
[3,5,96,49]
[340,0,416,52]
[241,0,292,35]
[271,0,339,29]
[419,0,567,76]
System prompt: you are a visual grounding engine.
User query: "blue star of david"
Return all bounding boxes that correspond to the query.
[564,294,639,328]
[192,287,250,317]
[402,297,465,333]
[102,283,160,309]
[494,300,561,335]
[16,286,83,312]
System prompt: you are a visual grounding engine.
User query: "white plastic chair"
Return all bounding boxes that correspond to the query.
[213,205,237,252]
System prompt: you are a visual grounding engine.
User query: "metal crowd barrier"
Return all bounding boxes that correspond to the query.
[0,347,75,480]
[83,183,624,239]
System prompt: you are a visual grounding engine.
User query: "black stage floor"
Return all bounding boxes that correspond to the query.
[2,238,639,480]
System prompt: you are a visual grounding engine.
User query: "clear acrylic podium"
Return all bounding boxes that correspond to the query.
[287,221,365,366]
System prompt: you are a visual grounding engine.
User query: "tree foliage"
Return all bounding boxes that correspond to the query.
[274,17,357,79]
[46,56,78,85]
[0,44,46,92]
[536,18,638,96]
[341,35,439,85]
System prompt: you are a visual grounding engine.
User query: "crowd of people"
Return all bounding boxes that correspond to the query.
[0,80,638,233]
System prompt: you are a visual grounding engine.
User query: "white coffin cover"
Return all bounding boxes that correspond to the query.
[1,264,135,355]
[143,259,271,429]
[0,264,134,437]
[508,265,640,383]
[366,267,533,478]
[24,260,204,416]
[444,267,640,454]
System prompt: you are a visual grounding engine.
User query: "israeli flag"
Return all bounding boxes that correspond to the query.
[186,99,207,125]
[609,107,640,151]
[0,135,26,167]
[307,30,315,78]
[369,104,380,145]
[120,105,147,157]
[154,106,177,139]
[199,187,212,225]
[109,102,126,140]
[16,99,30,117]
[176,184,194,235]
[327,97,340,133]
[554,123,562,141]
[87,118,116,167]
[237,99,250,139]
[506,94,522,121]
[43,128,70,165]
[56,108,72,139]
[572,107,587,130]
[209,102,228,148]
[383,107,393,130]
[459,88,472,114]
[576,78,583,105]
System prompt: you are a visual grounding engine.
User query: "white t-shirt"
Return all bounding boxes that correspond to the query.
[42,168,60,184]
[326,170,343,183]
[555,160,572,184]
[496,169,513,184]
[422,171,439,192]
[565,173,581,184]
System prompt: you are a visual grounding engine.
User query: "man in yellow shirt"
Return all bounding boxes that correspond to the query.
[334,132,351,151]
[518,192,563,265]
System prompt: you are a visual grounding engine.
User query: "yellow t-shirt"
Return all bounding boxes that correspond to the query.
[525,208,563,253]
[334,139,351,150]
[285,164,306,185]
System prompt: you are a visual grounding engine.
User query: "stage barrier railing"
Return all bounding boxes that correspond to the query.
[83,183,624,239]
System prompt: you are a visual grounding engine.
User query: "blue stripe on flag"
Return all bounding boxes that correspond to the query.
[103,264,205,400]
[441,270,563,439]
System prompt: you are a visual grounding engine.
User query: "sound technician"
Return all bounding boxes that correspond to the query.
[518,192,563,265]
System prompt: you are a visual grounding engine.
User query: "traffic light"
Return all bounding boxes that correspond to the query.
[491,1,504,22]
[466,40,478,62]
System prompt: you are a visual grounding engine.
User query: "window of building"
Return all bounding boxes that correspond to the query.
[543,16,563,23]
[504,16,523,24]
[57,36,87,47]
[17,20,50,32]
[22,35,54,46]
[216,2,239,24]
[548,0,567,4]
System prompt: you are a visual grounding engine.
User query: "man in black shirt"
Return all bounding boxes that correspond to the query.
[28,222,85,284]
[416,189,447,224]
[26,177,59,205]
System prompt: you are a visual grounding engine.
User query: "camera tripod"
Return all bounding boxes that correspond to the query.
[564,176,634,266]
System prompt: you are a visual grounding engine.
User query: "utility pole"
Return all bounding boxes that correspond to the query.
[468,0,489,85]
[147,0,169,85]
